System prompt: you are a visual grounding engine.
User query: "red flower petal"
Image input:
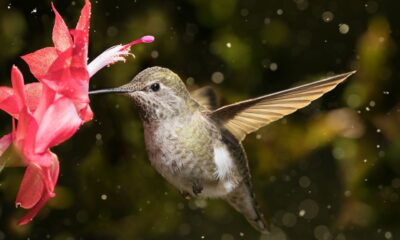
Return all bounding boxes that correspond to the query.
[11,66,26,111]
[24,83,43,113]
[51,3,73,52]
[32,84,56,123]
[35,97,82,153]
[0,133,12,156]
[17,154,59,225]
[43,48,89,101]
[78,103,93,122]
[16,164,44,209]
[76,0,91,33]
[0,86,19,118]
[21,47,58,80]
[17,193,50,225]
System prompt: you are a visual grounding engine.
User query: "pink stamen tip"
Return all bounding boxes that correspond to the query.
[121,35,155,51]
[141,35,155,43]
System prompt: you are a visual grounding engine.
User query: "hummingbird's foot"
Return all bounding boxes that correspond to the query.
[180,191,192,200]
[192,181,203,196]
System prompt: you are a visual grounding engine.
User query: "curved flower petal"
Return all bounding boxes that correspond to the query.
[21,47,58,80]
[0,87,18,118]
[16,164,44,209]
[32,84,56,123]
[0,134,12,156]
[11,66,26,111]
[51,3,73,52]
[39,48,89,102]
[35,97,82,153]
[17,154,59,225]
[76,0,91,33]
[17,192,50,225]
[25,83,43,113]
[76,102,93,122]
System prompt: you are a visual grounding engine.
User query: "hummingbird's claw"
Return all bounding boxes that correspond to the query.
[192,181,203,196]
[180,191,192,200]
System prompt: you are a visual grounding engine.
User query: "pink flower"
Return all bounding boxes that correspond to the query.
[0,0,154,225]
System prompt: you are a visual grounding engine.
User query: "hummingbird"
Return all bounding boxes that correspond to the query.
[90,67,355,233]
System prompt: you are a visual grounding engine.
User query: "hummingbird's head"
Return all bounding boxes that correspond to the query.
[90,66,198,121]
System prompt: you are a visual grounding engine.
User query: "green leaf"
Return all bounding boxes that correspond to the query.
[0,144,24,173]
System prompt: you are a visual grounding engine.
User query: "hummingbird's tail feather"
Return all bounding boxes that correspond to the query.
[224,181,269,234]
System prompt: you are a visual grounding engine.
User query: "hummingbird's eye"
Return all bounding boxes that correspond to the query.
[150,83,160,92]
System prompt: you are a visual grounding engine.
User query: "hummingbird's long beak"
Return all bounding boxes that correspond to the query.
[89,87,134,95]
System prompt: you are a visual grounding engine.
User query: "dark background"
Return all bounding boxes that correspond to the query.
[1,0,399,239]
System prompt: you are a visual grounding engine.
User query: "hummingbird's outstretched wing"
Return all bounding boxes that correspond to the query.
[191,86,219,110]
[210,71,356,141]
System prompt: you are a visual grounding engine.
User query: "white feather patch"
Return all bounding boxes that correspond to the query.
[214,145,233,179]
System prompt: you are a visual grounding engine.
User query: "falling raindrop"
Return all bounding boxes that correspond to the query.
[186,77,195,85]
[384,231,392,239]
[211,72,224,84]
[298,199,319,219]
[369,101,376,107]
[226,42,232,48]
[31,8,37,14]
[151,50,159,58]
[321,11,334,23]
[339,24,350,34]
[299,176,311,188]
[270,62,278,71]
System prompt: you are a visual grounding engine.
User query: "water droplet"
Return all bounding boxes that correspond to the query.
[95,133,102,141]
[365,1,379,14]
[299,176,311,188]
[298,199,319,219]
[385,231,392,239]
[369,101,376,107]
[344,190,352,197]
[240,8,249,17]
[31,8,37,14]
[314,225,332,240]
[322,11,334,23]
[7,3,11,9]
[186,77,195,85]
[282,212,297,227]
[101,194,108,200]
[151,50,159,58]
[269,62,278,71]
[226,42,232,48]
[277,9,284,15]
[377,129,381,133]
[264,18,271,24]
[339,24,350,34]
[211,72,224,84]
[383,91,390,95]
[299,209,306,217]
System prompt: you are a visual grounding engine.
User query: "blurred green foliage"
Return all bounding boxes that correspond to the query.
[0,0,399,239]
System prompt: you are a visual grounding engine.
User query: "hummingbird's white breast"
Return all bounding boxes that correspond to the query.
[142,110,241,198]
